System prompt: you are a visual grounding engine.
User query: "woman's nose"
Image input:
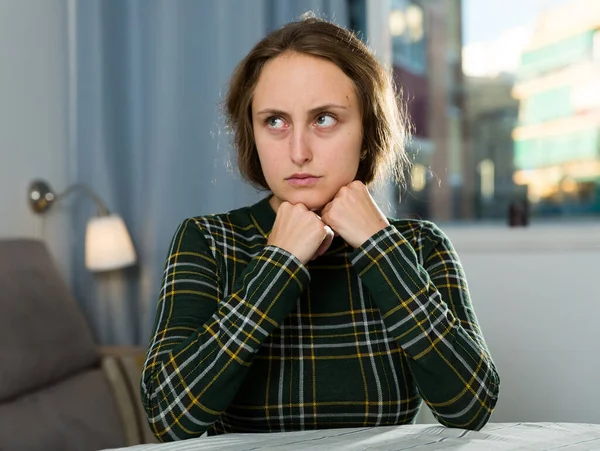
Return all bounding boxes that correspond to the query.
[289,128,312,165]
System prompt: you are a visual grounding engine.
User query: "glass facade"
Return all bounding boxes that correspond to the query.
[390,0,427,74]
[513,18,600,216]
[323,0,600,221]
[518,31,595,79]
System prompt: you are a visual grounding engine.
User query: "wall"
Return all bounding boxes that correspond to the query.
[417,223,600,424]
[0,0,72,277]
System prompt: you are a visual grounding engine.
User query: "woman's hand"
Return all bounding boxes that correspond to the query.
[321,181,390,248]
[267,201,334,265]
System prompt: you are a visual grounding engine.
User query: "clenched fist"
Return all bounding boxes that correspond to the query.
[321,181,390,248]
[267,202,334,265]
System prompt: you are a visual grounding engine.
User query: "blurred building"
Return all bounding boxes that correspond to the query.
[465,74,521,219]
[461,26,532,219]
[512,0,600,216]
[388,0,471,221]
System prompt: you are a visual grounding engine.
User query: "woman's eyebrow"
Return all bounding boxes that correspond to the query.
[255,108,287,117]
[307,104,348,116]
[255,104,349,116]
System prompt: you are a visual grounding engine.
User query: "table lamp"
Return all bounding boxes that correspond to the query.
[28,179,137,272]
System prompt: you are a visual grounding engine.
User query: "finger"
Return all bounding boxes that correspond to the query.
[320,225,335,253]
[349,180,365,189]
[320,211,340,237]
[323,225,334,245]
[311,225,334,260]
[311,241,330,260]
[336,184,350,198]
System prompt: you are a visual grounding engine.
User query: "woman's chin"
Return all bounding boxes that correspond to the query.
[271,191,332,211]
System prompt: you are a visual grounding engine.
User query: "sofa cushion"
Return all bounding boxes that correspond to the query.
[0,367,126,451]
[0,239,99,402]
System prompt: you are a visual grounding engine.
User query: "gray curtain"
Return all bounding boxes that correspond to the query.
[69,0,350,345]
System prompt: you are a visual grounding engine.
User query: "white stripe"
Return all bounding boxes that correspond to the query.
[356,280,383,426]
[194,217,264,243]
[278,310,286,431]
[279,320,384,331]
[260,336,396,350]
[224,405,421,422]
[162,278,217,291]
[215,216,229,298]
[296,296,305,429]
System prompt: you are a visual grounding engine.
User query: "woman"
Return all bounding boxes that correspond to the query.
[141,16,499,442]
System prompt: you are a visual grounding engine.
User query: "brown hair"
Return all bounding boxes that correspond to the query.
[225,15,411,190]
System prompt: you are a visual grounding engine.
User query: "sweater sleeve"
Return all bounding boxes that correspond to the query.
[350,222,499,430]
[141,218,310,441]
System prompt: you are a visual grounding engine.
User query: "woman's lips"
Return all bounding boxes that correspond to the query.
[286,176,320,186]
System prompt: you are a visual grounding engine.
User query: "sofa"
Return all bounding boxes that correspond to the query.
[0,239,157,450]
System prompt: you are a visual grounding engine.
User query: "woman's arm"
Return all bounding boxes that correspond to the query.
[141,218,309,441]
[350,221,499,430]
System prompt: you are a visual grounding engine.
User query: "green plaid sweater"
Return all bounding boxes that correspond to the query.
[141,196,499,441]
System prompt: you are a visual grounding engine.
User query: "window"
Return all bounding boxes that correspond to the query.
[390,0,426,74]
[593,30,600,61]
[478,159,495,201]
[385,1,600,221]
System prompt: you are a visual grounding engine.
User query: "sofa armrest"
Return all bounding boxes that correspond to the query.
[100,346,158,445]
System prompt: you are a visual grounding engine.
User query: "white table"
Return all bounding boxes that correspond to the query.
[104,422,600,450]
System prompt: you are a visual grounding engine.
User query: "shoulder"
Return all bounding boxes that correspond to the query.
[172,204,261,256]
[188,204,255,234]
[388,218,448,241]
[388,218,456,256]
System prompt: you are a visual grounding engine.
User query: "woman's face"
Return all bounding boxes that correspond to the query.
[251,52,363,211]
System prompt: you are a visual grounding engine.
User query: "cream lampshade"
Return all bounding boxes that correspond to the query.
[28,179,137,273]
[85,214,137,271]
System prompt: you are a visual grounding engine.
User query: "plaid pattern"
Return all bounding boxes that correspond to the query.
[141,197,499,442]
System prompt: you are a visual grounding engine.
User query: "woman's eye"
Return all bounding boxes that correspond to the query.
[315,114,336,128]
[266,117,285,129]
